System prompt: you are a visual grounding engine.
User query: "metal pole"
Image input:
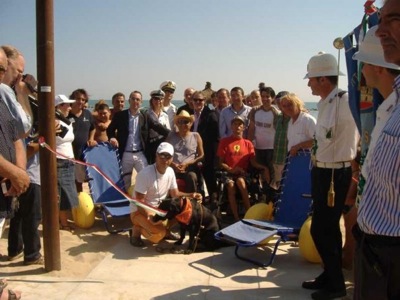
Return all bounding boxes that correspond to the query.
[36,0,61,271]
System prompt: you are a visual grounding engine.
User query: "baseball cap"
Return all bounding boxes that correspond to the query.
[55,95,75,106]
[156,142,174,156]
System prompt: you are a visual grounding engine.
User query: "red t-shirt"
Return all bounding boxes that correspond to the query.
[217,136,255,171]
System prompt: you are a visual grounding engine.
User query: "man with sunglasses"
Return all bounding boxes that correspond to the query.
[130,142,201,247]
[192,91,220,197]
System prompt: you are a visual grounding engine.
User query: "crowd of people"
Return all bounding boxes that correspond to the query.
[1,1,400,298]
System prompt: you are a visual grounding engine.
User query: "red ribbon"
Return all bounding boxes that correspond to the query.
[38,137,166,217]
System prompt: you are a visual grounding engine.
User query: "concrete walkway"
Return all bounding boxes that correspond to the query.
[1,218,354,300]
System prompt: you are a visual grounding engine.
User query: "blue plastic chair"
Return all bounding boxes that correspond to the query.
[82,142,132,234]
[215,150,313,267]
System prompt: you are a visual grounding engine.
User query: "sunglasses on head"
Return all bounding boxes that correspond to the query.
[158,153,172,160]
[177,119,190,125]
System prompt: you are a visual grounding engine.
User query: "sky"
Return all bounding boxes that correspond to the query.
[0,0,381,102]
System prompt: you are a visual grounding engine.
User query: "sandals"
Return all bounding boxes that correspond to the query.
[130,237,144,247]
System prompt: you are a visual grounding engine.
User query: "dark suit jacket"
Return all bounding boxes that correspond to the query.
[194,106,219,163]
[107,109,170,159]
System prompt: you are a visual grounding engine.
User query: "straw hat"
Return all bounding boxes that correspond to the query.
[173,110,194,125]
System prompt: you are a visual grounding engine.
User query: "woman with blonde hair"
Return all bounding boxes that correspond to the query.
[280,93,316,156]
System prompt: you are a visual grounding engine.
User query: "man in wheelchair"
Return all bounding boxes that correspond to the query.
[216,116,269,221]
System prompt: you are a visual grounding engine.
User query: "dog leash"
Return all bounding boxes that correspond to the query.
[192,200,204,253]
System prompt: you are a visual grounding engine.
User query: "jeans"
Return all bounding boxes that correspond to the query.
[8,183,42,261]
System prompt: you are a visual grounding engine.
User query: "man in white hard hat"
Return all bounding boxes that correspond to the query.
[354,0,400,298]
[301,52,359,300]
[353,25,400,186]
[343,24,400,274]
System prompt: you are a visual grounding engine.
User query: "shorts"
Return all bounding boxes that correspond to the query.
[57,159,79,210]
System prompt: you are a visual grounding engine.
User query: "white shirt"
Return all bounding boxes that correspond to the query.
[253,109,275,149]
[55,120,75,159]
[362,91,397,179]
[315,89,359,162]
[131,165,178,212]
[163,103,177,129]
[287,111,316,150]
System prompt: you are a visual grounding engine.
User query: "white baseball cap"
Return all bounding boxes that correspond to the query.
[55,94,75,106]
[156,142,174,156]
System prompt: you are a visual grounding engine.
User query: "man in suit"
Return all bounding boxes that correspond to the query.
[192,90,219,197]
[107,90,170,190]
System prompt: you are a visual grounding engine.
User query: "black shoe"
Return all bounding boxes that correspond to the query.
[311,288,346,300]
[302,278,327,290]
[130,236,144,247]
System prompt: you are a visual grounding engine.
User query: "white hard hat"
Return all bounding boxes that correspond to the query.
[304,52,345,79]
[353,25,400,70]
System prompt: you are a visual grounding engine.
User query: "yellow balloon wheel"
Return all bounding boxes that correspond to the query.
[298,216,322,263]
[244,202,275,245]
[72,192,95,229]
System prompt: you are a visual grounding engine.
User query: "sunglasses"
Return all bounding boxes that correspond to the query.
[177,119,190,125]
[193,98,205,103]
[158,153,172,160]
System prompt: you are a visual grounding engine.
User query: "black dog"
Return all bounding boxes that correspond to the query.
[154,197,228,254]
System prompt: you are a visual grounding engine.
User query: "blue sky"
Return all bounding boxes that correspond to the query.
[1,0,378,101]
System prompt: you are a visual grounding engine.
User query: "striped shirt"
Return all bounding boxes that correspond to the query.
[357,75,400,236]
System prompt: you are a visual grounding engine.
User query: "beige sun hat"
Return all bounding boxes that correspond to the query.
[173,110,194,125]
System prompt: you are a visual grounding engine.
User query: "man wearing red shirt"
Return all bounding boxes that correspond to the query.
[217,116,268,221]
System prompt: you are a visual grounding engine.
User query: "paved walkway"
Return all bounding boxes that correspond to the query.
[1,219,354,300]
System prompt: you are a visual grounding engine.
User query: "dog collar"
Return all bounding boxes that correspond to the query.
[175,197,193,225]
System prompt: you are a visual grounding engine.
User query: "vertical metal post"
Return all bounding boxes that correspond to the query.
[36,0,61,271]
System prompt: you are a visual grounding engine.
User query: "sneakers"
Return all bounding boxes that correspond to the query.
[24,255,44,266]
[7,251,23,262]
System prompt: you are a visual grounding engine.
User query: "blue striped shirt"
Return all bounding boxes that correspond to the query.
[357,76,400,236]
